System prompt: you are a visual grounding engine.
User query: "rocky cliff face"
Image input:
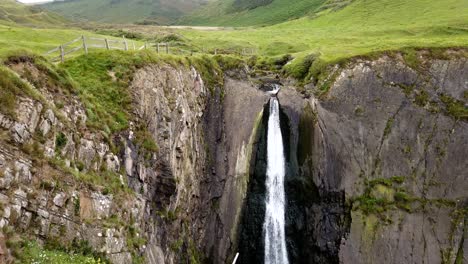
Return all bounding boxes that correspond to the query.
[0,50,466,264]
[299,52,467,264]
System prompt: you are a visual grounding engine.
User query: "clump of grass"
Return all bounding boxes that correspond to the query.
[55,132,67,151]
[402,49,422,70]
[283,53,318,80]
[414,90,429,107]
[213,55,245,71]
[353,176,412,216]
[0,66,30,118]
[439,94,468,121]
[134,129,158,153]
[367,176,405,187]
[187,55,223,92]
[48,157,130,196]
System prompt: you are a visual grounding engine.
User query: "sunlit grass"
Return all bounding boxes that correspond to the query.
[177,0,468,62]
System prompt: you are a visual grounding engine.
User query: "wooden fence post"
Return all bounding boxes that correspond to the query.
[214,49,217,55]
[166,43,169,54]
[105,38,110,50]
[59,45,65,62]
[123,36,128,51]
[157,43,160,54]
[82,36,88,55]
[132,41,136,50]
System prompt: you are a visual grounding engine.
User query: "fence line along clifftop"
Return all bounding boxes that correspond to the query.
[44,35,257,62]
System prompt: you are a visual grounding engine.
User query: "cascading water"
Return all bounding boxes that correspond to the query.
[263,95,289,264]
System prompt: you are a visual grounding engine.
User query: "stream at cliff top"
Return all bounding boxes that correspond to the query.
[263,97,289,264]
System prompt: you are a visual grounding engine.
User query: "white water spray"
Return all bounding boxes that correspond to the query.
[263,96,289,264]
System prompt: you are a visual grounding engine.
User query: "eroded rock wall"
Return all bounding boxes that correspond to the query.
[309,55,468,263]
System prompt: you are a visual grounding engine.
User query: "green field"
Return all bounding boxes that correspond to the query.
[0,0,467,79]
[0,0,147,58]
[42,0,207,25]
[179,0,327,26]
[0,24,144,59]
[178,0,468,62]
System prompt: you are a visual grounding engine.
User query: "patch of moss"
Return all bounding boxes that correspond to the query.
[353,176,410,216]
[383,117,395,137]
[354,106,365,116]
[402,49,422,70]
[415,90,429,107]
[439,94,468,121]
[396,83,415,97]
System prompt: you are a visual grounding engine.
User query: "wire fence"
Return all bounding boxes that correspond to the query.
[44,35,257,62]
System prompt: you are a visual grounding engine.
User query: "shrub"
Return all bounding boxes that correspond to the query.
[55,132,67,151]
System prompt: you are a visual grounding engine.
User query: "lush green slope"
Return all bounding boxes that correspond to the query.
[42,0,208,24]
[179,0,328,26]
[0,0,67,27]
[178,0,468,61]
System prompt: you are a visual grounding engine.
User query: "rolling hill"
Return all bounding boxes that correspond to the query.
[42,0,209,25]
[178,0,353,26]
[0,0,67,27]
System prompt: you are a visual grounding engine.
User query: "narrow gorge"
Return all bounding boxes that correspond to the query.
[0,49,466,264]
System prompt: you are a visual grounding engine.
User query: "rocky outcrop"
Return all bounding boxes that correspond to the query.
[307,54,467,263]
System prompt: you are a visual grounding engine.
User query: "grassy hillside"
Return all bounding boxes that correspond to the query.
[0,0,67,27]
[177,0,468,62]
[0,24,141,57]
[42,0,208,24]
[179,0,328,26]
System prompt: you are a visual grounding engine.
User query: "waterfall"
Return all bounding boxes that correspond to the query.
[263,97,289,264]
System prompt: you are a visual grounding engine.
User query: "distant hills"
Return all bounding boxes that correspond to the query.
[0,0,67,26]
[40,0,356,26]
[178,0,356,26]
[41,0,209,25]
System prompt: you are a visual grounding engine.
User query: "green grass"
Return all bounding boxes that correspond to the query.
[18,241,104,264]
[177,0,468,64]
[440,94,468,121]
[42,0,207,25]
[179,0,327,26]
[0,65,30,118]
[0,0,67,27]
[0,23,144,59]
